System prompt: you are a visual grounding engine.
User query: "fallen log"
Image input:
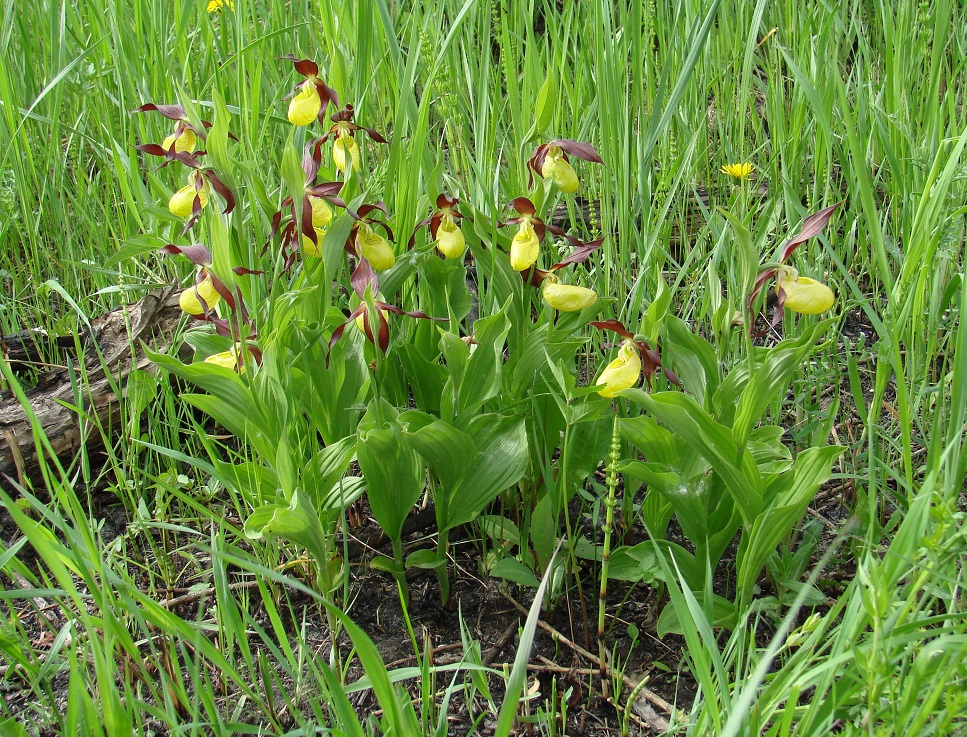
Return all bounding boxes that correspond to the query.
[0,287,185,490]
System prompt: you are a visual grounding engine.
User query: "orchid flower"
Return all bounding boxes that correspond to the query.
[591,320,680,396]
[315,105,388,174]
[134,103,212,155]
[505,197,605,274]
[541,272,598,312]
[527,139,603,194]
[409,194,472,260]
[282,57,339,127]
[748,202,842,333]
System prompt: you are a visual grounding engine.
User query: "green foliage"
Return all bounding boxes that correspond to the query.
[1,0,965,733]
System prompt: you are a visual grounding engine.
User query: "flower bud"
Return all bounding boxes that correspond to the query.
[169,171,210,219]
[356,224,395,271]
[596,341,641,397]
[510,220,540,271]
[777,265,834,314]
[541,273,597,311]
[179,273,220,316]
[436,217,465,259]
[288,80,321,127]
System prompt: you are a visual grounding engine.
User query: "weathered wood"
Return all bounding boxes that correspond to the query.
[0,287,184,489]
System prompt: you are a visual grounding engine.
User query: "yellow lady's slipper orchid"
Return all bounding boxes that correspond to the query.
[435,215,466,259]
[541,273,597,312]
[333,128,360,173]
[207,0,233,11]
[162,127,196,153]
[721,162,754,181]
[776,265,835,314]
[541,147,579,194]
[169,171,211,219]
[309,195,333,229]
[510,220,540,271]
[288,80,321,127]
[596,340,641,398]
[356,224,395,271]
[301,229,325,258]
[204,343,246,373]
[179,274,220,316]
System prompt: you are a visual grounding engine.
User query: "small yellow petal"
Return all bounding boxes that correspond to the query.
[596,341,641,398]
[309,196,333,228]
[288,81,321,127]
[541,274,597,311]
[436,220,466,259]
[162,127,196,153]
[207,0,233,11]
[510,221,540,271]
[777,265,835,315]
[357,225,395,271]
[168,172,210,219]
[179,274,220,316]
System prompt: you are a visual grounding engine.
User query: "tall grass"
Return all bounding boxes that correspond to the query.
[1,0,965,733]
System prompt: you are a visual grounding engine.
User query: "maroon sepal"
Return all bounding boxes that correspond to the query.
[549,237,606,270]
[591,319,635,341]
[350,258,378,298]
[778,202,843,263]
[134,103,187,120]
[160,243,212,266]
[636,340,681,389]
[232,266,264,276]
[362,127,388,143]
[512,197,537,216]
[209,272,237,312]
[204,170,235,214]
[527,139,603,182]
[748,267,779,311]
[520,267,550,287]
[136,143,201,169]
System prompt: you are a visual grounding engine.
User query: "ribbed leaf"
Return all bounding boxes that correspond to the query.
[407,414,528,532]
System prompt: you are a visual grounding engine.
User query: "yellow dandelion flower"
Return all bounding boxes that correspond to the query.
[721,162,754,181]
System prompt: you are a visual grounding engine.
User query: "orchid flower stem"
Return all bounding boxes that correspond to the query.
[561,422,591,651]
[598,415,621,701]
